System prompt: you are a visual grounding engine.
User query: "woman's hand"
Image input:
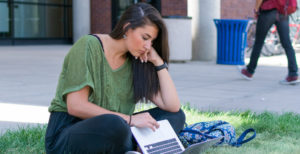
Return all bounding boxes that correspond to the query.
[131,112,159,131]
[139,47,163,66]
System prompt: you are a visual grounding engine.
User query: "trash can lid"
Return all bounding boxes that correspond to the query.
[214,19,249,22]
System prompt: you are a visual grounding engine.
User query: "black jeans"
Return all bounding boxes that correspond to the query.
[45,108,186,154]
[247,9,298,77]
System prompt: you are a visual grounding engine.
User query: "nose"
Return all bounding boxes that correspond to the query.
[144,40,152,50]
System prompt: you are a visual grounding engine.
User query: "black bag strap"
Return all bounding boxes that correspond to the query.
[232,128,256,147]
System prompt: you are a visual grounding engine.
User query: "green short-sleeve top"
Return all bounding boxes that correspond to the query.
[48,35,135,115]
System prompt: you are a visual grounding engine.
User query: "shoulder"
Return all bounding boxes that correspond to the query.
[69,34,104,53]
[75,34,99,46]
[64,35,94,61]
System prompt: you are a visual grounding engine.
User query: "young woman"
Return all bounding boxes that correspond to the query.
[45,3,185,154]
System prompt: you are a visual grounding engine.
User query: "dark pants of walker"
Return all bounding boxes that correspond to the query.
[247,9,298,77]
[45,107,186,154]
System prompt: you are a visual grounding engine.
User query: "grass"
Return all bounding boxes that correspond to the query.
[181,105,300,154]
[1,104,300,154]
[0,125,46,154]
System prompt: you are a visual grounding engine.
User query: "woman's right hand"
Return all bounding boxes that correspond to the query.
[131,112,160,131]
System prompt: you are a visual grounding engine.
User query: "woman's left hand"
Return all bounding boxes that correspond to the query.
[139,47,163,66]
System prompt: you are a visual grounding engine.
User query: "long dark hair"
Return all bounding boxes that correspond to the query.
[109,3,169,103]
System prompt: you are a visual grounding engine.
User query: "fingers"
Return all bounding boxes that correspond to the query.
[138,50,149,63]
[132,112,159,131]
[147,116,159,131]
[141,52,148,63]
[144,52,148,63]
[136,47,153,63]
[136,47,161,65]
[148,123,157,132]
[152,120,160,130]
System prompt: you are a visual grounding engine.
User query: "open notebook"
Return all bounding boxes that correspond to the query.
[131,119,222,154]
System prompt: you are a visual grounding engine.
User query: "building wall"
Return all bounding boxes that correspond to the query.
[161,0,187,16]
[90,0,187,34]
[221,0,255,19]
[91,0,111,34]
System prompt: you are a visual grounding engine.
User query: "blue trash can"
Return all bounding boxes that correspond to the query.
[214,19,249,65]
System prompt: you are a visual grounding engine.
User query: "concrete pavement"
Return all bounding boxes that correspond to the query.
[0,45,299,134]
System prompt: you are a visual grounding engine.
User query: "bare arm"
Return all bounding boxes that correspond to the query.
[142,48,181,112]
[255,0,264,12]
[151,60,181,112]
[67,86,130,120]
[67,86,159,130]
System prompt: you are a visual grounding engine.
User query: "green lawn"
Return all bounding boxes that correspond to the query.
[1,105,300,154]
[0,125,46,154]
[181,105,300,154]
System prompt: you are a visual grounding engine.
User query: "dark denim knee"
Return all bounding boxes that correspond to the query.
[97,114,131,141]
[103,114,133,152]
[86,114,133,153]
[178,109,186,123]
[174,109,186,132]
[161,108,186,134]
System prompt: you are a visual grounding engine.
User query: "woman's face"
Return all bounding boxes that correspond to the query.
[125,24,158,58]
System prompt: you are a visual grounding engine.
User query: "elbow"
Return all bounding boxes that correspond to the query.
[169,107,180,113]
[173,104,181,112]
[67,101,79,117]
[67,105,75,116]
[167,99,181,112]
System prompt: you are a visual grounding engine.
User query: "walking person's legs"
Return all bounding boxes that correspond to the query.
[246,10,277,75]
[275,14,299,83]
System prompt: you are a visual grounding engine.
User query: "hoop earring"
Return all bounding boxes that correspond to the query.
[123,34,127,39]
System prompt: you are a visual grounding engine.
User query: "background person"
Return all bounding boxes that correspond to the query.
[239,0,299,84]
[45,3,185,153]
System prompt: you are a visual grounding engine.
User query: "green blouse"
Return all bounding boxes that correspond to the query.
[48,35,135,115]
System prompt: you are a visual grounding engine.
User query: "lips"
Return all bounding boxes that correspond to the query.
[139,50,146,54]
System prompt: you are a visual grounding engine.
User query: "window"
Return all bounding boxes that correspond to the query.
[0,0,72,44]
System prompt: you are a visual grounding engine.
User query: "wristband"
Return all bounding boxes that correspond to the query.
[155,62,168,71]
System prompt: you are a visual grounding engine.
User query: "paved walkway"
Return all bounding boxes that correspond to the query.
[0,45,299,134]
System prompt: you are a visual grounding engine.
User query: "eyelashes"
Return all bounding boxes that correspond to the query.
[142,36,150,40]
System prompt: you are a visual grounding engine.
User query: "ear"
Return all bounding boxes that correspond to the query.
[123,22,130,32]
[123,23,132,37]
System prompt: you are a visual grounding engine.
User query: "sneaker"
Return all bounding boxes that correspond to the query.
[237,66,253,80]
[279,76,300,85]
